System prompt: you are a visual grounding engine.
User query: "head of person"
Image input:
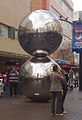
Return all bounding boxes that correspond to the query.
[53,65,58,72]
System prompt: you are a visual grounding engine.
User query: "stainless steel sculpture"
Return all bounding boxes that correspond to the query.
[18,10,63,101]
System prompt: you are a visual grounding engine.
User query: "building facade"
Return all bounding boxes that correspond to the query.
[0,0,30,71]
[0,0,74,72]
[31,0,74,62]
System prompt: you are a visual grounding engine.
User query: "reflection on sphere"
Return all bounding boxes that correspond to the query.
[18,10,63,56]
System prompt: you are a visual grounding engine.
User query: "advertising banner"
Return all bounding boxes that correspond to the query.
[72,21,82,52]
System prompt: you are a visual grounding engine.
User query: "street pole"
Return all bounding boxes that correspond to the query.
[79,14,82,91]
[79,52,82,90]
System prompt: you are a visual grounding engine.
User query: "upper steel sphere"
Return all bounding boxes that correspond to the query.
[18,9,63,56]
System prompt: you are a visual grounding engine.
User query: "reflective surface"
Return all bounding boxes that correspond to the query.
[19,57,60,79]
[19,57,60,101]
[18,10,63,101]
[18,10,63,56]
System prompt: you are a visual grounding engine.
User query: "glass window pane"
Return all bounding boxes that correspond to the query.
[0,24,8,37]
[8,27,15,39]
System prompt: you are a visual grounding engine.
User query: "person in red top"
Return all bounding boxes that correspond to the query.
[3,72,9,93]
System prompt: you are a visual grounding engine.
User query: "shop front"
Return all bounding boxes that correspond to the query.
[0,51,29,73]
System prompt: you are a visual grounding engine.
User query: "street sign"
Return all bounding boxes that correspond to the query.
[72,21,82,52]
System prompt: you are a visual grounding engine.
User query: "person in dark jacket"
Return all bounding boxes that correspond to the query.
[61,77,68,113]
[9,67,19,97]
[57,69,68,114]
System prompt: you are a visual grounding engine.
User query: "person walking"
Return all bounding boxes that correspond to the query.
[9,67,19,97]
[49,65,63,115]
[57,69,68,114]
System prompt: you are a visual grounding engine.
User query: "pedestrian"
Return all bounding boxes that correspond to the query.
[49,65,63,115]
[59,69,68,114]
[9,67,19,97]
[64,71,69,83]
[68,70,74,91]
[0,72,4,96]
[3,72,9,93]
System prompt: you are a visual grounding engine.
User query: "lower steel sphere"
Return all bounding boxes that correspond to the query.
[19,57,61,101]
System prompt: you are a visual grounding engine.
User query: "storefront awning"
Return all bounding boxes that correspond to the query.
[54,59,69,64]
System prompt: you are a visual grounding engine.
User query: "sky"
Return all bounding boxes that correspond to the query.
[71,0,82,11]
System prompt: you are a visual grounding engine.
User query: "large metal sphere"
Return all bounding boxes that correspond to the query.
[19,57,61,101]
[18,10,63,56]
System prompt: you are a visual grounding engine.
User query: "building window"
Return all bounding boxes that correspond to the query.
[0,23,16,39]
[0,24,8,37]
[8,26,15,39]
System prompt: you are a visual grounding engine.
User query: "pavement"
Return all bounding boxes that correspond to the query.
[0,87,82,120]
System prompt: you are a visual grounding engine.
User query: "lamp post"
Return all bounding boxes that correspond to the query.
[79,53,82,90]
